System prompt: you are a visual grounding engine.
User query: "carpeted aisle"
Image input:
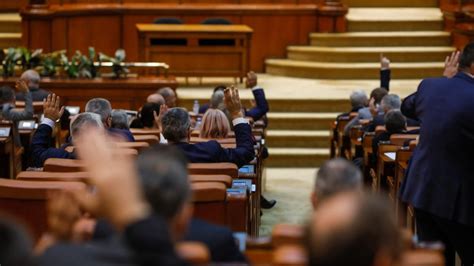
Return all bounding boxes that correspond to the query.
[259,168,316,236]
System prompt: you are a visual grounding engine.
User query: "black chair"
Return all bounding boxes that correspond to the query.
[151,17,186,46]
[199,18,234,46]
[154,17,184,24]
[201,18,232,25]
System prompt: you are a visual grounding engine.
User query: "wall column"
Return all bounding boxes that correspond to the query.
[317,0,348,33]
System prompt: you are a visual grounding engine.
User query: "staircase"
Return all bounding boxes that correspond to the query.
[0,13,21,48]
[261,0,453,167]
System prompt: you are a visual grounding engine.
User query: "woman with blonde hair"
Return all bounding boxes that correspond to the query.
[199,108,231,139]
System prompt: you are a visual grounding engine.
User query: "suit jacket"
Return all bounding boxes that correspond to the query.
[31,124,75,167]
[366,113,420,132]
[184,219,247,263]
[16,87,50,101]
[108,128,135,142]
[400,72,474,226]
[39,215,185,266]
[244,88,269,121]
[0,92,34,146]
[174,123,255,168]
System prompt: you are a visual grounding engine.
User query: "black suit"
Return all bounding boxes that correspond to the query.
[184,219,247,263]
[400,72,474,265]
[174,123,255,168]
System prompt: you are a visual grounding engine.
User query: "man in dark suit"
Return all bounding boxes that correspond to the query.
[39,130,186,266]
[74,144,247,264]
[15,70,50,102]
[162,87,255,168]
[30,94,103,167]
[199,72,269,122]
[85,98,135,142]
[400,43,474,265]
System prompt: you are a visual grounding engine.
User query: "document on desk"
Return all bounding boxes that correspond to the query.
[384,152,396,161]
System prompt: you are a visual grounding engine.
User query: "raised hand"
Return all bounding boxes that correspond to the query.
[15,79,29,93]
[380,54,390,70]
[43,94,64,121]
[224,86,243,119]
[246,71,258,88]
[73,127,150,230]
[443,51,460,78]
[153,104,168,131]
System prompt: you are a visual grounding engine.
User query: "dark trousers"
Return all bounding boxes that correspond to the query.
[415,209,474,266]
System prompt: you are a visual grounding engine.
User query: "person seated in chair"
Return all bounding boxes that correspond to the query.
[199,109,231,139]
[199,72,269,122]
[305,192,402,266]
[0,80,34,146]
[311,158,363,210]
[111,110,130,130]
[146,92,165,105]
[85,98,134,142]
[161,87,255,168]
[30,94,104,167]
[157,87,177,108]
[130,103,161,130]
[15,70,50,102]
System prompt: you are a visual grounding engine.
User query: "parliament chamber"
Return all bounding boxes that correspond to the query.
[0,0,474,265]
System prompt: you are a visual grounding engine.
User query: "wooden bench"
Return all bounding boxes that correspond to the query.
[0,179,85,240]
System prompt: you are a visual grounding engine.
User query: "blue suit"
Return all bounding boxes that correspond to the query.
[400,72,474,227]
[174,123,255,168]
[31,124,74,167]
[199,88,269,121]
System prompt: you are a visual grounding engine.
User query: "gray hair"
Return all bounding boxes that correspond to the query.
[381,94,401,112]
[70,112,103,138]
[350,90,368,109]
[157,87,175,98]
[21,70,40,86]
[137,145,191,219]
[315,158,363,202]
[85,98,112,123]
[161,108,191,142]
[210,90,225,110]
[111,109,129,130]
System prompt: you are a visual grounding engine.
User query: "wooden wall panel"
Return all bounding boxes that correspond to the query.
[242,15,299,70]
[0,0,28,11]
[27,20,52,51]
[22,4,321,72]
[67,16,122,56]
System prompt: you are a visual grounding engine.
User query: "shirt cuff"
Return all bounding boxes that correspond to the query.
[41,118,56,129]
[232,117,249,126]
[251,86,263,91]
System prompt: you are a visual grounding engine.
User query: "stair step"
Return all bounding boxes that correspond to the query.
[267,112,338,130]
[267,130,330,148]
[347,8,443,32]
[342,0,438,7]
[267,148,329,167]
[310,32,451,47]
[266,59,444,79]
[0,14,21,33]
[287,46,454,63]
[0,33,22,48]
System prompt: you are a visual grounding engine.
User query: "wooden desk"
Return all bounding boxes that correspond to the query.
[0,77,177,111]
[137,24,252,80]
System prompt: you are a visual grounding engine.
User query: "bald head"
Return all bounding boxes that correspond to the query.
[157,87,177,108]
[20,70,40,89]
[307,193,402,266]
[147,93,165,105]
[313,158,362,208]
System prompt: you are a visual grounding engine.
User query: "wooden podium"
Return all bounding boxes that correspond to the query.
[137,24,253,80]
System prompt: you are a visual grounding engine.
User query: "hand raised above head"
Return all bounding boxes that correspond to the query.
[443,51,460,78]
[224,86,243,119]
[380,53,390,70]
[246,71,257,88]
[43,94,64,121]
[73,127,150,230]
[15,79,29,93]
